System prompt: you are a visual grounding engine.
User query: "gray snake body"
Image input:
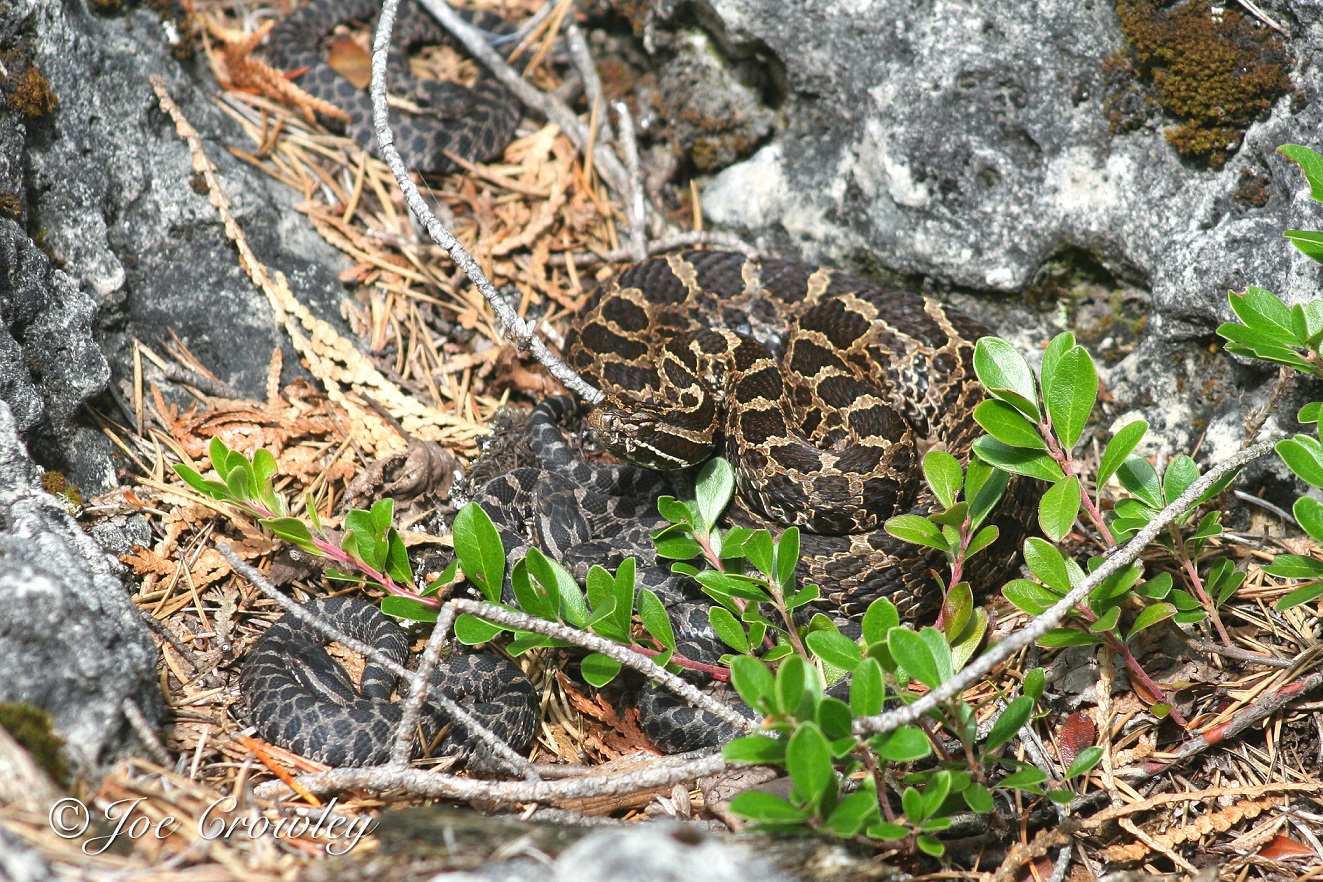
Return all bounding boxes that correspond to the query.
[265,0,521,173]
[240,597,537,767]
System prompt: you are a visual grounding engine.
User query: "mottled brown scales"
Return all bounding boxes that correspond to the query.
[565,251,1035,618]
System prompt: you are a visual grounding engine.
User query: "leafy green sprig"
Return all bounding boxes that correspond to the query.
[176,437,427,604]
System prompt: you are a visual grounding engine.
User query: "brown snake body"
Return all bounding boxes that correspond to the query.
[564,251,1034,619]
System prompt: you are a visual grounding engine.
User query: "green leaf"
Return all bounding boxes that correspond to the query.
[581,653,622,687]
[871,725,932,762]
[452,503,506,603]
[638,588,676,652]
[805,630,863,672]
[1039,332,1074,399]
[972,438,1066,481]
[974,337,1040,420]
[1023,537,1073,593]
[775,527,800,590]
[695,457,735,533]
[1037,628,1101,647]
[999,768,1048,791]
[730,656,775,710]
[850,658,884,717]
[173,464,231,501]
[1043,345,1097,449]
[923,450,964,509]
[710,606,750,653]
[919,770,953,820]
[1023,667,1046,701]
[916,835,945,857]
[723,735,786,765]
[1228,286,1296,341]
[527,548,588,627]
[1280,144,1323,202]
[729,791,807,824]
[1263,554,1323,578]
[866,822,911,841]
[888,627,941,689]
[1097,420,1149,487]
[786,723,835,810]
[454,613,504,644]
[208,436,232,477]
[1279,434,1323,489]
[985,695,1034,751]
[1003,578,1058,615]
[974,400,1048,450]
[965,525,999,560]
[1066,746,1104,779]
[963,782,994,813]
[653,531,704,560]
[1038,476,1081,543]
[1117,456,1162,509]
[861,598,900,646]
[380,596,439,622]
[775,655,808,716]
[1277,581,1323,610]
[740,530,774,576]
[825,785,881,838]
[1295,496,1323,543]
[1162,456,1200,504]
[1127,602,1176,641]
[884,514,948,551]
[966,461,1008,528]
[1286,230,1323,263]
[1300,402,1323,424]
[815,697,854,741]
[261,516,316,553]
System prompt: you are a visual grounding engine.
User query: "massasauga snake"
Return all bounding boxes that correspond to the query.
[241,250,1033,762]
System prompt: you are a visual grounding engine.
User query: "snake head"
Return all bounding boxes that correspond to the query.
[586,405,710,471]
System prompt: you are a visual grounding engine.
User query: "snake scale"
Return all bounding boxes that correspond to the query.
[265,0,521,174]
[240,251,1032,762]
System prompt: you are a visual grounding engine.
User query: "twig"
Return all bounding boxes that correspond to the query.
[388,615,451,766]
[256,749,727,802]
[215,541,540,780]
[1234,0,1286,33]
[853,437,1279,737]
[615,102,648,261]
[368,0,602,405]
[410,0,631,199]
[436,598,759,734]
[1122,666,1323,781]
[121,698,172,767]
[1187,636,1295,668]
[551,231,759,267]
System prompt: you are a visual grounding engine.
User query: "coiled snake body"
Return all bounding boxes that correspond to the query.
[565,250,1033,621]
[242,251,1032,763]
[240,597,537,767]
[265,0,520,173]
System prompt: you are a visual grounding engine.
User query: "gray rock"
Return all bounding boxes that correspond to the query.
[0,218,111,492]
[551,823,795,882]
[6,0,354,494]
[670,0,1323,453]
[0,399,161,776]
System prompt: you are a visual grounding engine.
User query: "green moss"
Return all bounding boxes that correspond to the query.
[0,704,68,785]
[1,64,58,119]
[41,471,84,510]
[1111,0,1292,167]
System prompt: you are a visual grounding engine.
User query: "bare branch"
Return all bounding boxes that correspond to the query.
[436,598,760,735]
[256,749,726,802]
[368,0,603,405]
